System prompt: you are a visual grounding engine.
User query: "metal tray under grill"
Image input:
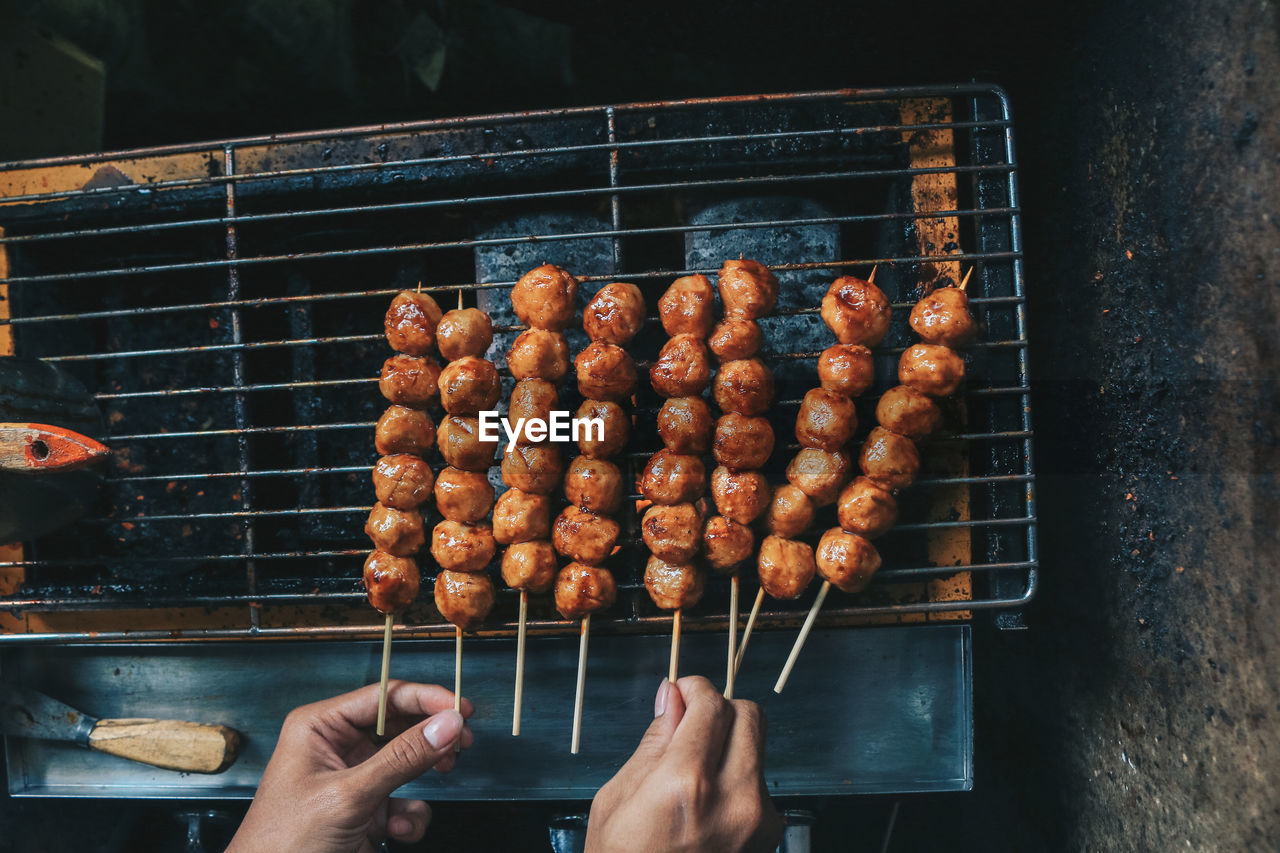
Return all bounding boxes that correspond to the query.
[0,84,1036,643]
[4,626,972,799]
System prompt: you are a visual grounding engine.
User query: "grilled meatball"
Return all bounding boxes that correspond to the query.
[373,454,435,510]
[909,286,976,347]
[640,450,706,505]
[899,344,965,397]
[710,466,771,525]
[564,456,624,515]
[875,384,941,440]
[708,319,763,361]
[642,503,704,564]
[717,258,778,320]
[554,562,617,619]
[492,488,551,544]
[785,448,852,506]
[575,400,629,459]
[437,415,498,472]
[817,344,874,398]
[859,426,919,492]
[644,557,704,611]
[506,329,570,382]
[583,281,646,345]
[649,334,712,398]
[430,520,496,573]
[821,275,891,346]
[836,476,898,538]
[795,388,858,452]
[713,413,774,470]
[433,569,495,631]
[702,515,754,574]
[363,550,420,614]
[365,502,425,557]
[816,528,882,593]
[439,356,502,415]
[500,540,558,594]
[712,359,775,417]
[757,535,816,600]
[385,291,443,356]
[379,354,441,407]
[433,466,495,524]
[508,379,559,442]
[552,505,620,565]
[764,484,816,539]
[657,396,713,454]
[436,308,494,361]
[512,263,577,331]
[375,405,436,456]
[500,444,564,495]
[576,342,638,402]
[658,274,715,337]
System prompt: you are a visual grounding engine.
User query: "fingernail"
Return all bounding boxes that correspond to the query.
[654,679,670,717]
[423,709,463,751]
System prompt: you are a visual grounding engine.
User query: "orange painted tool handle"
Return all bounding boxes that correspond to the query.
[0,423,110,473]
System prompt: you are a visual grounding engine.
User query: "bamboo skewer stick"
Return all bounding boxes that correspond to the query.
[570,615,590,755]
[773,580,830,693]
[668,608,683,683]
[734,587,766,676]
[512,590,528,736]
[454,625,463,752]
[375,613,394,736]
[724,576,740,699]
[958,266,973,291]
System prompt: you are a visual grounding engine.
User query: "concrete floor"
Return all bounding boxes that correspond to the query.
[0,0,1276,849]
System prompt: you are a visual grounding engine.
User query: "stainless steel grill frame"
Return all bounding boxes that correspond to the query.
[0,84,1036,643]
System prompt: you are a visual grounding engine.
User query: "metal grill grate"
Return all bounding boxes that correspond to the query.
[0,85,1036,642]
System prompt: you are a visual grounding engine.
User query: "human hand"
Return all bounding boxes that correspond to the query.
[226,680,474,853]
[586,676,782,852]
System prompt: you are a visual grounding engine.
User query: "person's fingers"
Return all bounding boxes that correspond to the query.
[599,679,687,793]
[289,681,472,746]
[664,676,734,777]
[344,708,466,806]
[339,718,473,774]
[719,699,767,785]
[387,799,431,842]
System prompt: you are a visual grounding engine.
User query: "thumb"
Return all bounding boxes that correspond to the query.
[348,709,464,805]
[611,680,686,784]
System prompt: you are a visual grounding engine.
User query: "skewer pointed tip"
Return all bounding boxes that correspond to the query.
[773,581,831,694]
[571,614,591,755]
[868,264,878,285]
[959,266,974,292]
[376,612,395,737]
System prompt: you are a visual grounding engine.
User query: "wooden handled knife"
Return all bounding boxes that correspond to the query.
[0,684,242,774]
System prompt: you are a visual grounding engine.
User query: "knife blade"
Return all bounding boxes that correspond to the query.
[0,684,98,745]
[0,423,110,474]
[0,684,242,774]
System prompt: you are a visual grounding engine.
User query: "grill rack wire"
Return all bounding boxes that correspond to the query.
[0,84,1036,642]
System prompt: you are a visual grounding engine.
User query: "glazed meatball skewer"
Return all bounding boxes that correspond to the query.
[367,283,443,734]
[701,259,778,698]
[644,272,720,683]
[554,276,641,753]
[774,268,975,693]
[734,267,884,680]
[499,266,576,736]
[433,288,501,732]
